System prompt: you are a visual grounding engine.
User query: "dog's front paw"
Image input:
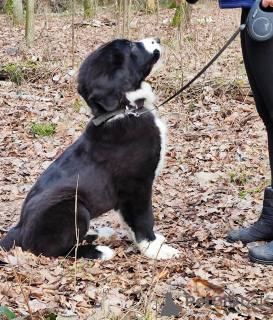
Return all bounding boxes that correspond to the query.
[138,234,180,260]
[154,244,180,260]
[96,245,115,261]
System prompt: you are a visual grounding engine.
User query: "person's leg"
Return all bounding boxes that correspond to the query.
[241,8,273,178]
[226,8,273,247]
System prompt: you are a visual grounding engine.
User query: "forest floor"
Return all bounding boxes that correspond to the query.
[1,1,273,319]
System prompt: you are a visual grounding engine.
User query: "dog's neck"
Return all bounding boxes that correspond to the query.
[92,82,156,126]
[126,81,155,108]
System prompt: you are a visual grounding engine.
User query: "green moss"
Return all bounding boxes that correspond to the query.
[185,36,195,41]
[30,122,56,136]
[168,1,177,9]
[172,9,180,26]
[230,171,248,186]
[5,61,45,85]
[68,100,86,112]
[188,99,195,112]
[172,2,192,27]
[3,0,13,15]
[6,64,24,85]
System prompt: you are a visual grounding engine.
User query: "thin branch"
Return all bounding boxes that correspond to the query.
[74,175,80,287]
[0,248,34,320]
[71,0,75,69]
[145,205,186,313]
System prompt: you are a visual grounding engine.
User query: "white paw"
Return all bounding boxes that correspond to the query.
[89,227,115,240]
[155,244,180,260]
[138,234,180,260]
[96,246,115,261]
[154,233,165,243]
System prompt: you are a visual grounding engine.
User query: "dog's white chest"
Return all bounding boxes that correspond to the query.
[126,81,166,177]
[154,116,166,177]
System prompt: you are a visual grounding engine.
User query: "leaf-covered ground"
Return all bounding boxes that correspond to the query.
[1,2,273,319]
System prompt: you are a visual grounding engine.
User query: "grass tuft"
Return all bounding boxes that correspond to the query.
[6,64,24,85]
[230,170,248,186]
[30,122,56,136]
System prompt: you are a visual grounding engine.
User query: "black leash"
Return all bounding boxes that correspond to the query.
[93,0,273,125]
[157,24,246,108]
[93,24,246,125]
[129,24,246,118]
[157,0,273,107]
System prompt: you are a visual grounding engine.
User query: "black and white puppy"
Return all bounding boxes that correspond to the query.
[0,38,180,260]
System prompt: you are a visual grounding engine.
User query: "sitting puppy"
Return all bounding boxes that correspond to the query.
[0,38,180,260]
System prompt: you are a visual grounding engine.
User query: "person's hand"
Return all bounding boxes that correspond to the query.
[262,0,273,7]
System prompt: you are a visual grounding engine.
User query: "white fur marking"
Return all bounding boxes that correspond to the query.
[126,82,155,108]
[154,117,166,176]
[118,214,179,260]
[112,80,166,174]
[96,245,115,260]
[139,37,162,55]
[138,234,180,260]
[107,113,125,123]
[126,81,166,175]
[138,38,163,75]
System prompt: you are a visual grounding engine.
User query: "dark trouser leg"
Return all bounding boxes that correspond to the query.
[226,8,273,245]
[241,8,273,178]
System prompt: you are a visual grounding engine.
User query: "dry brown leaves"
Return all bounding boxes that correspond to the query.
[1,2,273,319]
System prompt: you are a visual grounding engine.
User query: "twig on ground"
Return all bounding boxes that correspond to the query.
[145,205,186,314]
[0,247,34,320]
[74,175,80,287]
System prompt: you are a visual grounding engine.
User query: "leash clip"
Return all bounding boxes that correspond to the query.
[125,106,140,117]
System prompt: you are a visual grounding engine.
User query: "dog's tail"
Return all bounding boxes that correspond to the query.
[0,226,21,252]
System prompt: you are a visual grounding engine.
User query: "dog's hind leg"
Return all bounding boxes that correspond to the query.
[20,201,91,257]
[70,244,115,260]
[20,200,115,260]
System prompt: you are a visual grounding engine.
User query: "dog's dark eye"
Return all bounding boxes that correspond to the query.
[152,41,154,44]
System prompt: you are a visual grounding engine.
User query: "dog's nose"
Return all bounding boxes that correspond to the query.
[154,37,160,44]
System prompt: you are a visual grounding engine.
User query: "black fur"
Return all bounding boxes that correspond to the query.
[0,38,163,259]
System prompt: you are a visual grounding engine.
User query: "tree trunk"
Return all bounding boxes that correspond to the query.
[147,0,155,12]
[83,0,94,19]
[72,0,75,68]
[127,0,132,38]
[173,0,192,28]
[13,0,24,25]
[122,0,127,38]
[25,0,35,45]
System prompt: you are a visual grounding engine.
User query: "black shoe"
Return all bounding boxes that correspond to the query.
[226,186,273,243]
[249,241,273,265]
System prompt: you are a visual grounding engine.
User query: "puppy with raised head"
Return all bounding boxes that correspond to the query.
[0,38,180,260]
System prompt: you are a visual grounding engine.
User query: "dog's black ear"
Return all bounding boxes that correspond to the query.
[77,39,132,114]
[88,90,120,112]
[77,81,121,113]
